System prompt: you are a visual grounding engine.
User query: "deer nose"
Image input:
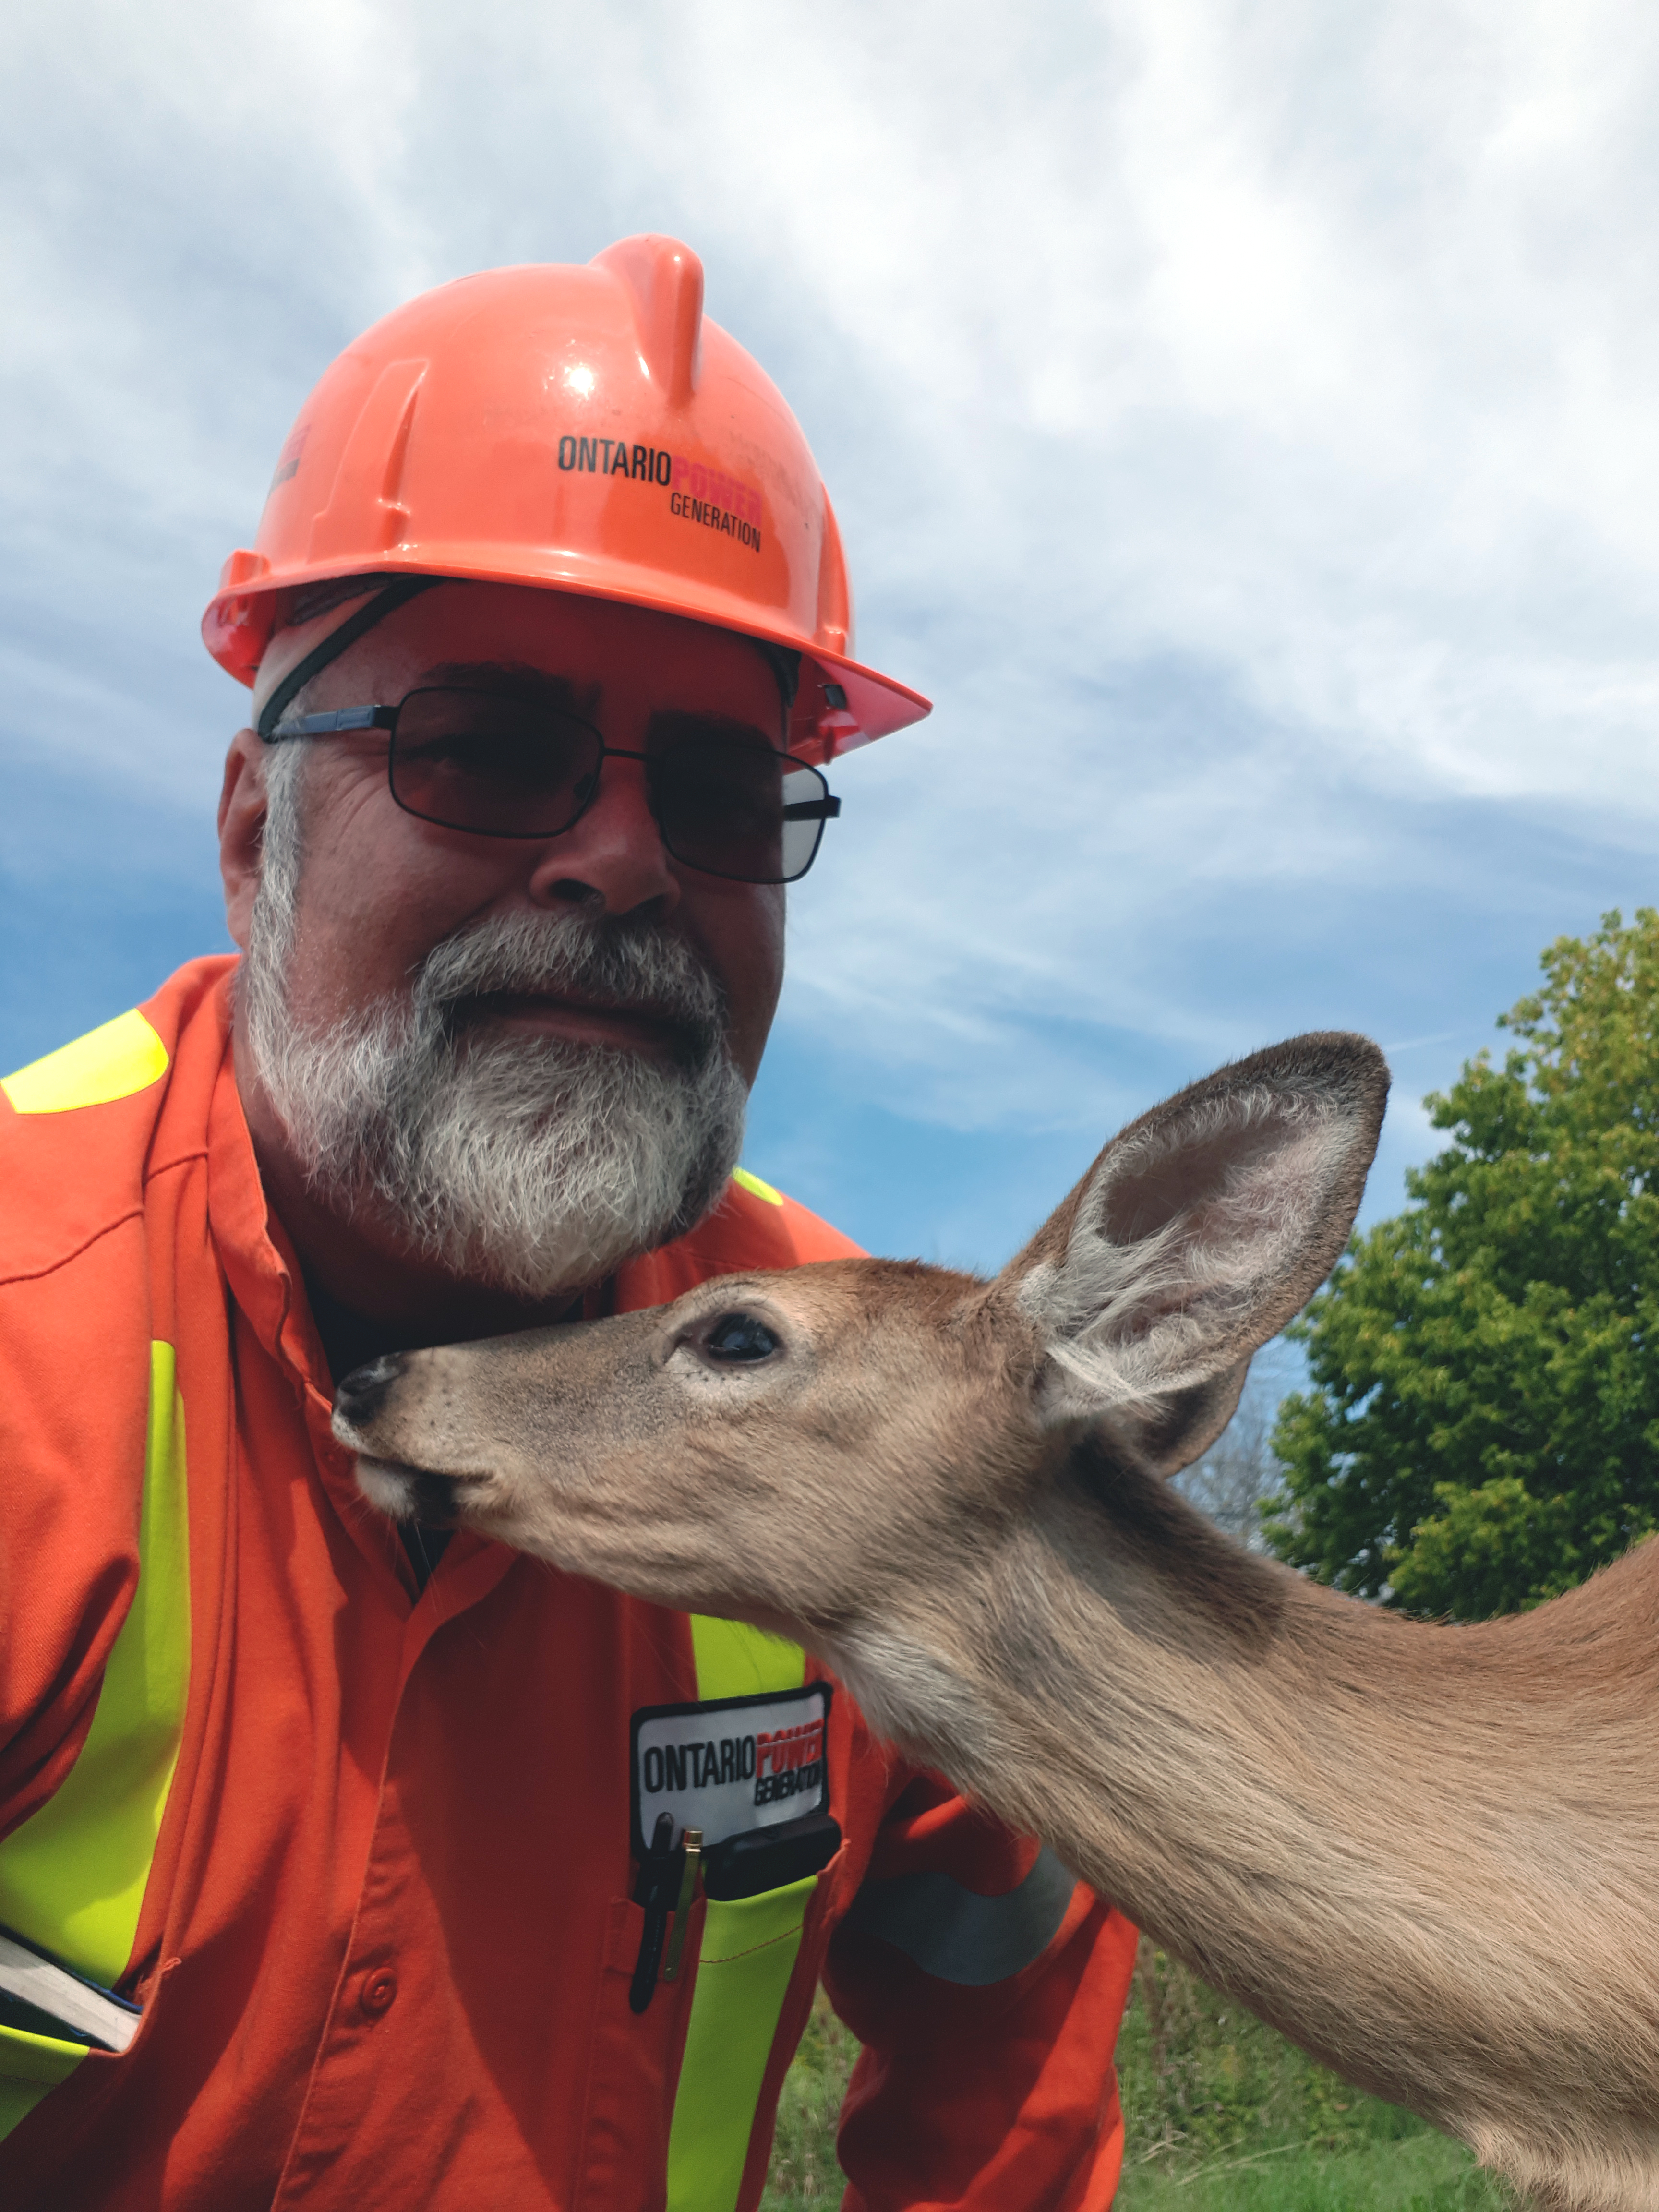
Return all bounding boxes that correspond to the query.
[335,1354,406,1431]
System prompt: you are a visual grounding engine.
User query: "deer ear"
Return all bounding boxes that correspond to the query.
[1001,1033,1388,1440]
[1126,1359,1251,1476]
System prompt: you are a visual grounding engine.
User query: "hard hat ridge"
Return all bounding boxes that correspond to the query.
[594,235,704,405]
[204,236,929,757]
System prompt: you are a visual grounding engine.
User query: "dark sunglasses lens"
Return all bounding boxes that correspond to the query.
[389,690,601,836]
[652,743,833,884]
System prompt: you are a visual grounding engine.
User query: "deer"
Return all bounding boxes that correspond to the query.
[333,1033,1659,2212]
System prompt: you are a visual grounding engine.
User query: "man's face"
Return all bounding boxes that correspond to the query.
[219,583,792,1303]
[227,582,787,1084]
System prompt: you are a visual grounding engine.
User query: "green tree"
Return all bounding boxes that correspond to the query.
[1266,909,1659,1620]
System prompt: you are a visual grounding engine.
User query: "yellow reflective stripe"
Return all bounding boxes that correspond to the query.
[0,1344,190,2130]
[668,1619,815,2211]
[665,1880,817,2212]
[0,2022,86,2140]
[0,1009,168,1114]
[0,1343,192,1978]
[731,1167,784,1208]
[688,1615,805,1702]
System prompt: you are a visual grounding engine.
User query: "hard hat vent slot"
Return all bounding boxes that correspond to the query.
[309,358,428,561]
[591,235,704,406]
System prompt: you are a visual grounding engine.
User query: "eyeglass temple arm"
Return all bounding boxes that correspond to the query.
[264,706,397,745]
[783,795,842,822]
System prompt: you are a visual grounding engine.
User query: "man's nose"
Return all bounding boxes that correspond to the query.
[527,751,680,916]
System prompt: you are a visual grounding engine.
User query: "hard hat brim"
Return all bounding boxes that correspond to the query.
[205,553,930,759]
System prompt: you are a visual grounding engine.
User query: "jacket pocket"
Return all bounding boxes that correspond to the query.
[573,1896,703,2212]
[664,1877,819,2212]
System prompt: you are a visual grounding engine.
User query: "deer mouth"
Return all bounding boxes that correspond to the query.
[355,1457,485,1529]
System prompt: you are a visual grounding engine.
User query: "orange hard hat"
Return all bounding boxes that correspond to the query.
[203,236,930,759]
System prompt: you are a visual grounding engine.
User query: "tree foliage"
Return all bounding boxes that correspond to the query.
[1266,909,1659,1620]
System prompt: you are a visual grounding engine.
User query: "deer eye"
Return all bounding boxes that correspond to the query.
[704,1312,780,1362]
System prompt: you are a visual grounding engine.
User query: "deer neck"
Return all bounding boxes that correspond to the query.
[819,1425,1659,2202]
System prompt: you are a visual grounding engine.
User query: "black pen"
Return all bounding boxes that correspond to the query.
[629,1813,680,2015]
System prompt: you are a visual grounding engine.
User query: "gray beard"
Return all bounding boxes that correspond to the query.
[241,893,749,1302]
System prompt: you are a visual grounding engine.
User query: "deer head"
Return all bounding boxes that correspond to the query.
[334,1033,1387,1645]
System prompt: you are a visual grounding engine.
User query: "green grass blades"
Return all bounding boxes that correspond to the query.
[763,1992,858,2208]
[760,1945,1518,2210]
[1119,2134,1513,2211]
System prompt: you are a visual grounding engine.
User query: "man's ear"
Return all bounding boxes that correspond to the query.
[1000,1034,1388,1462]
[219,729,268,952]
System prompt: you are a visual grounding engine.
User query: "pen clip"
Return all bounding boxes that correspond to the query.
[662,1827,702,1983]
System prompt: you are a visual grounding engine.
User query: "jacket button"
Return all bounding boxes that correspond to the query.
[359,1967,398,2017]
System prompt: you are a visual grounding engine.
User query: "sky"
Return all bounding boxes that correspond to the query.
[5,0,1659,1287]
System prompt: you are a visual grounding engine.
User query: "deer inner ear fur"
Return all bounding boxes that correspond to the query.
[1003,1034,1388,1433]
[1119,1360,1251,1478]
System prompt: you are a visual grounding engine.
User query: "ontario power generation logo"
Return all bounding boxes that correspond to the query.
[557,434,764,553]
[630,1683,831,1855]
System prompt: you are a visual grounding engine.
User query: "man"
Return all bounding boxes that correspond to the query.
[0,237,1138,2208]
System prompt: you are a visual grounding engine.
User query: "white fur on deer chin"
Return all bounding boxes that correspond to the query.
[354,1459,422,1520]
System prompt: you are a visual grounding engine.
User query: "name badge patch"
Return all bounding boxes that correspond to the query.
[630,1682,832,1857]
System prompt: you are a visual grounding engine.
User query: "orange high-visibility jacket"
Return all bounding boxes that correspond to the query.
[0,960,1138,2210]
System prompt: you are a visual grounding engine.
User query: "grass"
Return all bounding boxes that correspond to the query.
[763,1988,861,2208]
[760,1943,1518,2211]
[1112,1944,1514,2211]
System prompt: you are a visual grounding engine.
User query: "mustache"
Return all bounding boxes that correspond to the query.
[409,910,728,1064]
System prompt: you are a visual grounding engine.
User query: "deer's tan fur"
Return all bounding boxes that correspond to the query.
[336,1034,1659,2212]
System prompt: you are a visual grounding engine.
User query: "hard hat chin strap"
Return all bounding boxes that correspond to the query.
[257,576,441,741]
[755,641,800,718]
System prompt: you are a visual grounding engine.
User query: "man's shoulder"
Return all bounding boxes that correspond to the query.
[617,1167,864,1310]
[0,957,236,1288]
[722,1166,866,1264]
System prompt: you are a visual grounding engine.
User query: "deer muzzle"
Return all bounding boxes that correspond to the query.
[353,1461,474,1527]
[336,1354,470,1524]
[333,1352,407,1427]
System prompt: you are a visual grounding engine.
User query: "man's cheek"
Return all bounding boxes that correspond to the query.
[686,889,783,1084]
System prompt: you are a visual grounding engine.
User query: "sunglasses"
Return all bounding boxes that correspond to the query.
[265,687,842,886]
